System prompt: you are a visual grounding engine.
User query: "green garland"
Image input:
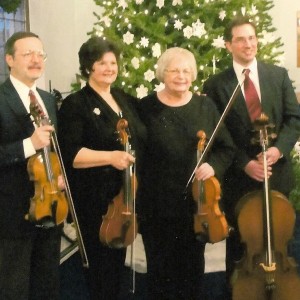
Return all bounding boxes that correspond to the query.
[0,0,22,13]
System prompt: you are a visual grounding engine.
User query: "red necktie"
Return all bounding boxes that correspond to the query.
[243,69,261,122]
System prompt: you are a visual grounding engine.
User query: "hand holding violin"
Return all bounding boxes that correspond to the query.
[110,150,135,170]
[194,162,215,181]
[30,124,54,150]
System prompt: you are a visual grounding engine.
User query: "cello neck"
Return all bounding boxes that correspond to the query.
[255,113,276,272]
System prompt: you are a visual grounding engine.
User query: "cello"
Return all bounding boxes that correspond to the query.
[232,113,300,300]
[99,118,138,249]
[27,98,89,267]
[192,130,229,243]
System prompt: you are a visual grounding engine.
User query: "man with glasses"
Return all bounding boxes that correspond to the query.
[203,16,300,298]
[0,31,62,299]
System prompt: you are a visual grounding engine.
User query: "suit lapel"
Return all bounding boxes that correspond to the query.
[257,62,273,119]
[3,79,29,117]
[223,68,252,128]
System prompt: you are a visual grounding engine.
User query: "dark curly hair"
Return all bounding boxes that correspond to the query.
[78,36,120,79]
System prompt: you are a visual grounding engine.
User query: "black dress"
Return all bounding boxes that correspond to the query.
[58,84,146,300]
[137,92,236,299]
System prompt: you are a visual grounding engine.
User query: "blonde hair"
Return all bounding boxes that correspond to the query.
[155,47,197,82]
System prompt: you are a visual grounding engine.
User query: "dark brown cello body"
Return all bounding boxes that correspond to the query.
[232,114,300,300]
[99,118,138,249]
[192,130,229,243]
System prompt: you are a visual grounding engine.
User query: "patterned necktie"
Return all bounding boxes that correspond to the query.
[243,69,261,122]
[29,89,46,119]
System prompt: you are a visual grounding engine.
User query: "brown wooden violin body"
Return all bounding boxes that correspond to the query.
[232,113,300,300]
[27,151,68,227]
[99,118,138,249]
[192,130,229,243]
[26,100,68,228]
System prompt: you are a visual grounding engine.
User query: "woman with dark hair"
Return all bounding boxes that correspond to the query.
[58,36,146,299]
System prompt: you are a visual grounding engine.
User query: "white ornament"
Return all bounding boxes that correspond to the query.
[118,0,128,9]
[156,0,165,9]
[123,31,134,45]
[183,26,193,39]
[172,0,182,5]
[152,43,161,58]
[136,84,149,99]
[212,35,225,49]
[144,70,155,82]
[131,57,140,69]
[174,20,183,30]
[219,10,226,21]
[192,20,206,38]
[140,37,149,48]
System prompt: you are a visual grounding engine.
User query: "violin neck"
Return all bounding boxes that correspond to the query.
[196,149,206,209]
[123,143,135,207]
[41,147,55,183]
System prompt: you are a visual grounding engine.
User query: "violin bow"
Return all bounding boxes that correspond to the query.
[185,79,244,190]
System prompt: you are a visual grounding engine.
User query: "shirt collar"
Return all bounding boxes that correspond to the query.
[10,75,37,99]
[233,58,258,83]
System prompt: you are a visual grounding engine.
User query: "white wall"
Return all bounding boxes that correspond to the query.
[29,0,103,93]
[270,0,300,92]
[29,0,300,94]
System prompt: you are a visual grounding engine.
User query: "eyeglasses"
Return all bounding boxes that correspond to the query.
[165,68,191,76]
[19,50,48,61]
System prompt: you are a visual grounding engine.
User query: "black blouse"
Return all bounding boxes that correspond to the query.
[58,84,146,229]
[137,92,236,219]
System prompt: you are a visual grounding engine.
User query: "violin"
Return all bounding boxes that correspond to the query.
[27,97,89,267]
[99,118,138,249]
[232,113,300,300]
[192,130,229,243]
[26,100,68,228]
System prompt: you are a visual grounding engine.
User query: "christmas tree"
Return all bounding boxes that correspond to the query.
[87,0,283,98]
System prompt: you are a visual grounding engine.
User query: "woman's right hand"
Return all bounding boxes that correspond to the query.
[110,150,135,170]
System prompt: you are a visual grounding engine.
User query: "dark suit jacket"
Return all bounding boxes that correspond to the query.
[203,62,300,222]
[0,78,57,238]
